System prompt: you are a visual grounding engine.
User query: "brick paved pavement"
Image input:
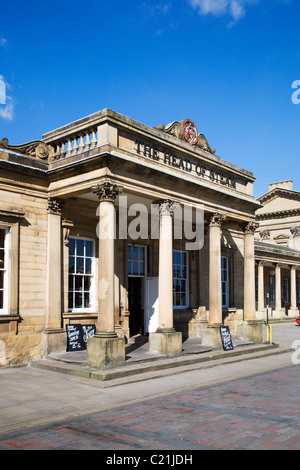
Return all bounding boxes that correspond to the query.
[0,364,300,450]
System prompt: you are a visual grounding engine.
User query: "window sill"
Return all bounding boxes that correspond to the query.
[0,314,20,321]
[63,311,98,318]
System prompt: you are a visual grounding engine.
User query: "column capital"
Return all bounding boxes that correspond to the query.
[209,212,226,228]
[155,199,179,216]
[258,260,266,267]
[244,221,259,234]
[47,197,63,215]
[91,181,123,203]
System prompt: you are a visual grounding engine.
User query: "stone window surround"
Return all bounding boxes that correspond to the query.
[0,210,24,329]
[68,236,96,313]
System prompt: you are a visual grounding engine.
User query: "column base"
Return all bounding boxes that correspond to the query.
[87,334,125,369]
[288,309,299,318]
[43,328,66,356]
[149,330,182,357]
[201,323,223,348]
[237,320,263,344]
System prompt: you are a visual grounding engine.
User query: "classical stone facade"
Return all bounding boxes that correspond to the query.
[0,109,262,368]
[254,180,300,321]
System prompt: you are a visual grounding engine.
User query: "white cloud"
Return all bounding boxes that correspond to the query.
[0,38,7,47]
[0,77,14,121]
[188,0,257,24]
[0,96,14,121]
[142,2,172,17]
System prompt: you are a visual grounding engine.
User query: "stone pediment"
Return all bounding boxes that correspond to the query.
[0,138,50,160]
[156,119,216,154]
[256,187,300,217]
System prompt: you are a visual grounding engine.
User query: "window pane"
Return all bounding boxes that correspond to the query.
[75,276,83,291]
[0,249,4,269]
[69,238,75,256]
[140,261,145,276]
[128,260,133,276]
[0,290,3,309]
[85,241,92,257]
[133,261,139,275]
[84,276,91,291]
[75,292,83,308]
[84,292,90,308]
[0,230,4,249]
[68,291,73,309]
[132,246,139,260]
[69,256,75,273]
[76,257,84,274]
[85,258,91,275]
[77,239,84,257]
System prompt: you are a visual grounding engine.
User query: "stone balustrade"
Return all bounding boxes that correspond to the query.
[48,128,99,161]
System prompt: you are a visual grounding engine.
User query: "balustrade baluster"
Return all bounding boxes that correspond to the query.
[61,143,66,158]
[91,131,97,148]
[79,135,85,153]
[67,140,72,157]
[73,138,78,155]
[85,133,91,149]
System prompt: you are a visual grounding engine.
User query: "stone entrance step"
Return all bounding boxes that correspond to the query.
[29,342,288,387]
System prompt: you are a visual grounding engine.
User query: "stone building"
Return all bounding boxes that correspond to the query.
[0,109,261,368]
[255,180,300,320]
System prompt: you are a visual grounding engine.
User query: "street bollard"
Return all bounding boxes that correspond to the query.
[267,323,272,344]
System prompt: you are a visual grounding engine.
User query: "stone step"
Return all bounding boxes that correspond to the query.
[29,343,288,387]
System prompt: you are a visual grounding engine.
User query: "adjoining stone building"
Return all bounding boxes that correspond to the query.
[255,180,300,321]
[0,109,262,368]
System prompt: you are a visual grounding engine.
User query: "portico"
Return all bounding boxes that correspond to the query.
[0,109,262,368]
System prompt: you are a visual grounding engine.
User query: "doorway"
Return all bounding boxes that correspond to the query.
[128,277,143,336]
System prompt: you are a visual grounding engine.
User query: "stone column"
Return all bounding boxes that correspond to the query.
[243,222,257,322]
[290,265,297,310]
[208,213,225,325]
[257,261,265,312]
[149,199,182,357]
[87,182,125,369]
[44,197,65,355]
[275,263,282,311]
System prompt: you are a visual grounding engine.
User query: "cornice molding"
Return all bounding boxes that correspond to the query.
[256,208,300,220]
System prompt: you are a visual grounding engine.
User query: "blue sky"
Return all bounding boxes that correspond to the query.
[0,0,299,198]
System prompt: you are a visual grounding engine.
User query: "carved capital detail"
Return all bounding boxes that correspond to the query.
[260,229,270,240]
[47,197,63,215]
[209,212,226,228]
[244,221,259,234]
[155,199,179,217]
[291,226,300,236]
[91,182,123,203]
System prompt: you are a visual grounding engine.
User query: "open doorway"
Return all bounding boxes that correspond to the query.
[128,277,143,336]
[128,244,147,337]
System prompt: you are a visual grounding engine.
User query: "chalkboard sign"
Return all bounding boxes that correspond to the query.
[66,324,96,351]
[82,325,96,345]
[220,326,234,351]
[66,324,85,351]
